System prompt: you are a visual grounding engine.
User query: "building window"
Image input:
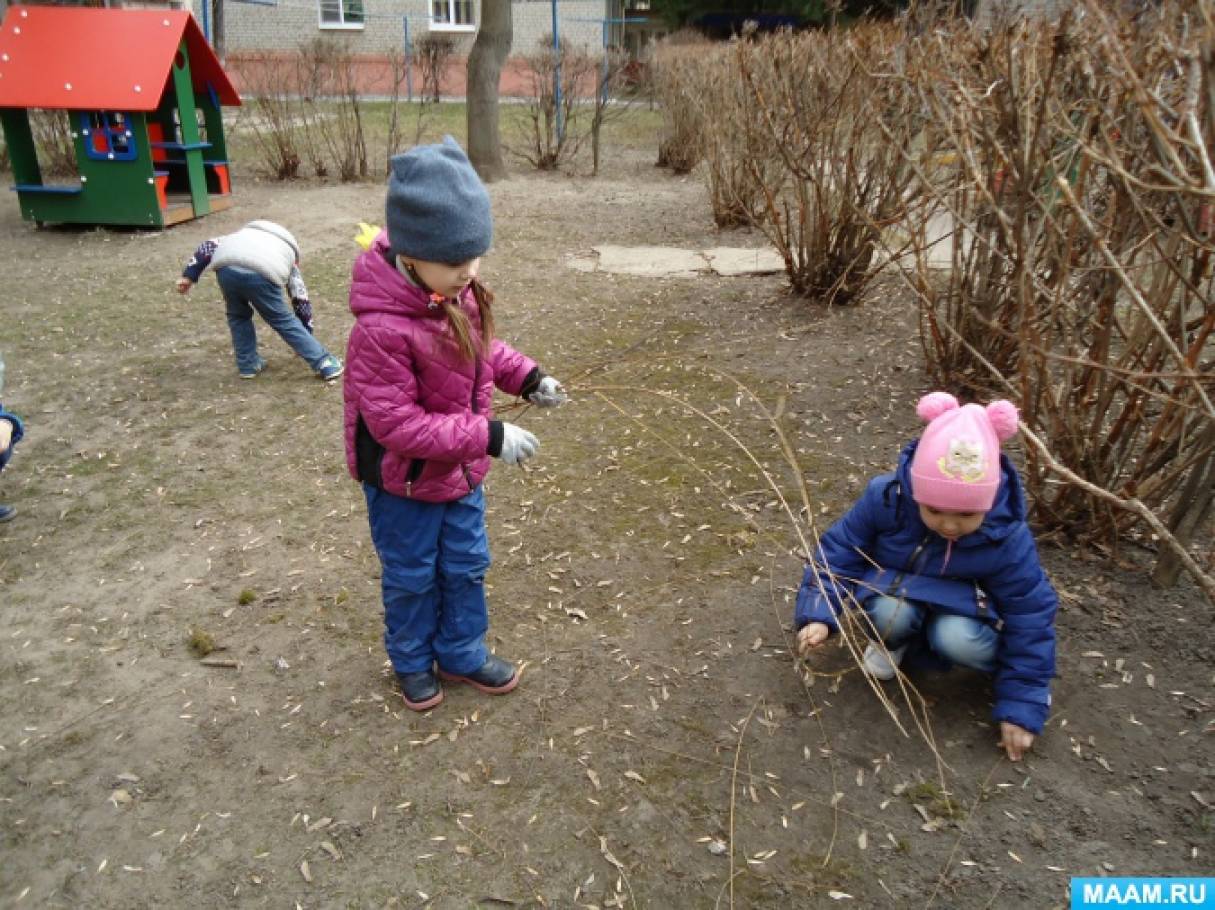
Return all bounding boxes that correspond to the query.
[430,0,474,31]
[319,0,364,28]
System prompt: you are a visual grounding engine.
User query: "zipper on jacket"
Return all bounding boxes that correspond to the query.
[464,347,482,491]
[404,458,426,497]
[887,534,931,596]
[470,356,482,414]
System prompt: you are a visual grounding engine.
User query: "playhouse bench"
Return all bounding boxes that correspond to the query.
[204,159,230,195]
[12,183,83,194]
[153,151,230,195]
[153,169,169,209]
[150,141,212,152]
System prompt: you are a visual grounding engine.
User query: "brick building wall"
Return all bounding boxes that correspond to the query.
[192,0,606,58]
[970,0,1066,22]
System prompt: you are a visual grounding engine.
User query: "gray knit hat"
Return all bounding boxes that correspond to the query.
[386,136,492,263]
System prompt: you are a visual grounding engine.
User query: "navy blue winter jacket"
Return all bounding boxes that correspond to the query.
[795,440,1057,734]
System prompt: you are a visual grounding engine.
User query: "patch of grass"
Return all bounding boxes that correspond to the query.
[238,589,258,606]
[904,780,962,819]
[787,851,858,881]
[187,627,216,657]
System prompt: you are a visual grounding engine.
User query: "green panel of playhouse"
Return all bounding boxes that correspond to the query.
[12,112,164,227]
[197,92,228,163]
[1,109,43,185]
[171,44,210,217]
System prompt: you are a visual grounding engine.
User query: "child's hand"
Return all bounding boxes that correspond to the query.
[0,420,11,454]
[796,622,830,656]
[528,376,568,408]
[498,422,539,465]
[175,277,193,294]
[999,722,1035,761]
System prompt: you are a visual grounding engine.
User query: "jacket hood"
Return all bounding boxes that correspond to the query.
[896,439,1026,544]
[350,230,448,320]
[246,220,300,261]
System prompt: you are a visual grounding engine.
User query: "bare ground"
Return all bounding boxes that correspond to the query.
[0,149,1211,909]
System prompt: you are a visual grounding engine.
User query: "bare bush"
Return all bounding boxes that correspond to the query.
[871,2,1215,594]
[651,32,711,174]
[230,53,303,179]
[691,39,784,228]
[415,34,456,104]
[515,36,598,171]
[382,47,434,175]
[297,37,369,182]
[733,26,925,302]
[588,47,641,177]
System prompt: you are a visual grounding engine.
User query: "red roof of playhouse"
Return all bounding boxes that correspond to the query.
[0,5,239,112]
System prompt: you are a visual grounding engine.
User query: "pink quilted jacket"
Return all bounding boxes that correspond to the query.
[343,232,537,502]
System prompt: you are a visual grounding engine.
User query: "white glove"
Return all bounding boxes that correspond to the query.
[528,375,568,408]
[499,423,539,465]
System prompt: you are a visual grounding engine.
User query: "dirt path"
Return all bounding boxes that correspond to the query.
[0,150,1209,908]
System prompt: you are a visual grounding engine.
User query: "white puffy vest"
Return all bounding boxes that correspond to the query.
[210,220,301,286]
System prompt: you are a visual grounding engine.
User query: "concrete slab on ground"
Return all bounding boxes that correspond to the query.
[567,245,785,279]
[702,246,784,276]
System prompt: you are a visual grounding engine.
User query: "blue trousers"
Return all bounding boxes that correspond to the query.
[863,594,997,672]
[215,266,331,374]
[364,483,491,675]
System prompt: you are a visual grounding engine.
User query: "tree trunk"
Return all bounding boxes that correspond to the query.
[467,0,512,182]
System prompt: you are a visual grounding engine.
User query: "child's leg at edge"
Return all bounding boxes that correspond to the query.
[363,484,443,674]
[925,614,997,673]
[215,269,262,374]
[861,594,925,647]
[433,486,492,676]
[244,278,333,371]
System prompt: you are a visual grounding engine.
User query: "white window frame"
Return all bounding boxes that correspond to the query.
[318,0,364,30]
[429,0,476,33]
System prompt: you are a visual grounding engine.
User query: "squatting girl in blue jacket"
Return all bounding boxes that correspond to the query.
[795,392,1057,762]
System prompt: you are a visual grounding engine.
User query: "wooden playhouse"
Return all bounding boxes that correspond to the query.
[0,4,241,228]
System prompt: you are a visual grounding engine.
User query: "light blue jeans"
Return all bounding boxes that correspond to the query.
[364,483,491,676]
[862,594,997,672]
[215,266,332,374]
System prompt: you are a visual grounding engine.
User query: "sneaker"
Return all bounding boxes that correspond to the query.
[0,505,15,523]
[438,654,519,695]
[316,355,344,382]
[240,357,267,380]
[861,642,907,680]
[396,670,443,711]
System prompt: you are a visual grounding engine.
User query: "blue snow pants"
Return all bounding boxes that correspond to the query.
[363,483,491,676]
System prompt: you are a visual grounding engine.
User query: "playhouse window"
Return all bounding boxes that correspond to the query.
[319,0,363,28]
[81,112,137,162]
[430,0,474,29]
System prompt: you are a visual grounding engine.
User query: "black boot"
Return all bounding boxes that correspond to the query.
[438,654,519,695]
[396,670,443,711]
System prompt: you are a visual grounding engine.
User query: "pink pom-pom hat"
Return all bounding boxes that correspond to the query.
[909,393,1020,512]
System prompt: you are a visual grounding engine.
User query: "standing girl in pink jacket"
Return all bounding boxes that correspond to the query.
[343,137,566,711]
